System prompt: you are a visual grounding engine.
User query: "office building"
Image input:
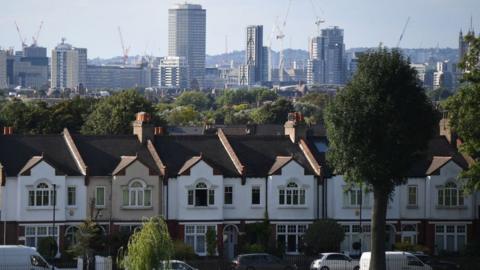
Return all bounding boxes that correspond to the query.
[168,3,206,88]
[243,25,264,85]
[51,39,87,90]
[14,45,49,89]
[86,65,152,90]
[159,56,189,89]
[0,50,7,89]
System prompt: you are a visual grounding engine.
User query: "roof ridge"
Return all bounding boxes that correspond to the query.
[147,139,167,176]
[218,129,245,176]
[63,128,88,176]
[299,139,322,177]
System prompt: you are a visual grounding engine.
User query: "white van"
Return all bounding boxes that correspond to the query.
[359,251,432,270]
[0,245,53,269]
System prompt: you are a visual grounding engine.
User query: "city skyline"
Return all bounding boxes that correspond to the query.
[0,0,478,58]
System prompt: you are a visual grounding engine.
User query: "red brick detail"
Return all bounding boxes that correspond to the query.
[58,225,65,253]
[217,224,224,257]
[425,223,435,254]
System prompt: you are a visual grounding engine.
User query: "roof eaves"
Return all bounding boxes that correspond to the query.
[178,156,203,175]
[268,156,294,175]
[147,139,167,176]
[299,139,322,176]
[218,129,245,176]
[63,128,87,176]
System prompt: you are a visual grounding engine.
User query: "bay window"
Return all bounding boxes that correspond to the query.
[276,224,307,254]
[25,225,58,249]
[122,180,152,208]
[279,182,305,206]
[185,225,216,255]
[28,182,56,207]
[437,182,464,207]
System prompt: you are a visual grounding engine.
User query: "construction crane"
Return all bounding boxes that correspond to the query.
[309,0,325,35]
[117,26,130,65]
[14,21,27,49]
[396,16,410,48]
[276,0,292,82]
[32,21,44,46]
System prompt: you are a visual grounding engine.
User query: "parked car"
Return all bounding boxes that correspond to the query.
[160,260,198,270]
[0,245,54,270]
[359,251,432,270]
[231,253,298,270]
[310,253,359,270]
[412,253,460,270]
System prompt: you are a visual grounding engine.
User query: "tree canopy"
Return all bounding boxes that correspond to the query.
[303,219,345,255]
[325,49,437,270]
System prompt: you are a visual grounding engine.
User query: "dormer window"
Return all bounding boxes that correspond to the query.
[438,182,464,207]
[279,182,305,206]
[188,182,214,207]
[122,180,152,208]
[28,182,56,207]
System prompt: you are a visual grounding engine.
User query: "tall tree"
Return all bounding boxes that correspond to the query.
[118,217,174,270]
[81,90,157,135]
[175,91,213,111]
[325,49,437,270]
[445,33,480,191]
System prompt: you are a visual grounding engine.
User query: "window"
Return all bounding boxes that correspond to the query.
[435,224,467,252]
[188,182,215,207]
[224,186,233,205]
[340,224,372,253]
[64,226,79,249]
[122,180,152,208]
[276,224,307,254]
[407,185,417,206]
[279,182,306,206]
[185,225,216,255]
[28,182,56,207]
[438,182,464,207]
[401,224,418,244]
[343,187,370,207]
[251,186,260,205]
[95,186,105,207]
[67,186,76,206]
[119,224,142,234]
[25,225,58,249]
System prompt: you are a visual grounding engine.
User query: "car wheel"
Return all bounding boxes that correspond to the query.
[320,267,329,270]
[353,266,360,270]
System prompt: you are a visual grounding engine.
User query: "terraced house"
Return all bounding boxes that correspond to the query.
[0,113,478,259]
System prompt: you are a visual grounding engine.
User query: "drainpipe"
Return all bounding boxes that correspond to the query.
[3,183,7,245]
[265,176,269,219]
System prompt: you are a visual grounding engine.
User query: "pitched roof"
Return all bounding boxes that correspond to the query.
[112,156,140,175]
[226,135,316,177]
[178,156,203,175]
[153,135,239,177]
[19,156,43,175]
[71,135,158,176]
[0,135,82,176]
[426,156,453,175]
[269,156,294,175]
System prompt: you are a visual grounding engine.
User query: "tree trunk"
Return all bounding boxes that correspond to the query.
[370,186,389,270]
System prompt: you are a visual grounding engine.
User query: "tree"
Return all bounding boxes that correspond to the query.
[303,220,345,255]
[445,33,480,192]
[175,91,212,111]
[69,219,105,270]
[426,87,453,102]
[81,90,158,135]
[37,236,58,260]
[251,99,293,124]
[118,217,174,270]
[163,106,202,126]
[48,97,97,133]
[324,49,437,270]
[206,228,217,257]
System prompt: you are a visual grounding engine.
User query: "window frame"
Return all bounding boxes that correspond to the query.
[437,182,464,207]
[251,186,261,205]
[95,186,106,208]
[28,182,56,207]
[224,186,233,205]
[276,224,308,254]
[278,182,306,206]
[407,185,418,207]
[122,180,152,208]
[434,224,467,252]
[67,186,76,207]
[187,182,215,207]
[184,224,216,256]
[25,225,58,249]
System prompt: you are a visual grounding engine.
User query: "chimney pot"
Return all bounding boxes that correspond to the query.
[136,112,151,123]
[3,127,13,135]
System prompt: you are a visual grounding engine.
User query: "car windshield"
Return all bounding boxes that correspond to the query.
[317,254,325,260]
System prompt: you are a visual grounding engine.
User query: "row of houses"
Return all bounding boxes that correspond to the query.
[0,112,478,259]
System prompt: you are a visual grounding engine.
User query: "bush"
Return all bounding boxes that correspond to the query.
[206,228,217,257]
[37,236,58,260]
[393,242,429,253]
[173,240,197,260]
[243,243,266,253]
[461,241,480,257]
[302,219,345,255]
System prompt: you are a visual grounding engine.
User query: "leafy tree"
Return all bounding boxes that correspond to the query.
[81,90,157,135]
[324,49,437,270]
[48,97,97,133]
[303,220,345,255]
[69,219,105,270]
[163,106,202,126]
[118,217,174,270]
[173,240,196,260]
[37,236,58,260]
[0,100,50,134]
[175,91,212,111]
[427,87,453,102]
[251,99,293,124]
[445,33,480,192]
[206,228,217,257]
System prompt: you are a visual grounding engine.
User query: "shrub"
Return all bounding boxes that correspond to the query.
[243,243,266,253]
[173,240,197,260]
[302,219,345,255]
[38,236,58,260]
[206,228,217,257]
[393,242,429,253]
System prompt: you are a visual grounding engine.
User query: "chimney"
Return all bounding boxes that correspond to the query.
[284,112,307,143]
[133,112,154,143]
[439,114,458,149]
[154,127,165,135]
[3,127,13,135]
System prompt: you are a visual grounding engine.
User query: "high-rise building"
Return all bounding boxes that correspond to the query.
[51,39,87,90]
[0,50,7,89]
[168,3,206,89]
[14,45,49,89]
[159,56,189,89]
[243,25,264,85]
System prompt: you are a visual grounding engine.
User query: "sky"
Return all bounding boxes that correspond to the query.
[0,0,479,58]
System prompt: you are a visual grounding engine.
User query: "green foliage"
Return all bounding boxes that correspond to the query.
[49,97,97,133]
[175,91,213,111]
[303,219,345,255]
[242,243,266,253]
[445,33,480,193]
[118,217,173,270]
[82,89,158,135]
[69,219,104,261]
[393,242,429,253]
[37,236,58,260]
[0,100,50,134]
[173,240,197,260]
[216,88,278,107]
[161,106,202,126]
[427,87,453,102]
[206,228,217,257]
[251,99,293,124]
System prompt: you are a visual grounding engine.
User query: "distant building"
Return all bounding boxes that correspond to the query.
[168,3,206,88]
[433,61,456,90]
[242,25,264,85]
[86,65,152,90]
[204,67,224,89]
[14,45,49,89]
[51,39,87,90]
[159,56,189,89]
[410,63,427,84]
[0,50,7,89]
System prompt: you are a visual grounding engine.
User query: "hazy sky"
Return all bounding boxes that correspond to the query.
[0,0,478,58]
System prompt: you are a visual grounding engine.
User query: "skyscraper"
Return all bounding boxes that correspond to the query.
[244,25,264,85]
[51,39,87,90]
[0,50,7,89]
[159,56,189,89]
[168,3,206,89]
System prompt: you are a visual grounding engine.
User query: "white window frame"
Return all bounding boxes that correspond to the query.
[224,186,233,205]
[187,182,215,207]
[279,182,306,206]
[251,186,261,205]
[25,225,59,249]
[95,186,106,208]
[407,185,418,207]
[435,224,467,252]
[343,187,370,208]
[276,224,308,254]
[437,182,464,207]
[67,186,76,207]
[28,182,56,207]
[122,180,152,208]
[184,225,216,256]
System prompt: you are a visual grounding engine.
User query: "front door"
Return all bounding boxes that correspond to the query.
[223,225,238,260]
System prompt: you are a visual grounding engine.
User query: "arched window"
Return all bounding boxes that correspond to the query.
[438,182,464,207]
[279,182,305,206]
[64,226,79,248]
[187,182,214,206]
[28,182,56,207]
[122,180,151,207]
